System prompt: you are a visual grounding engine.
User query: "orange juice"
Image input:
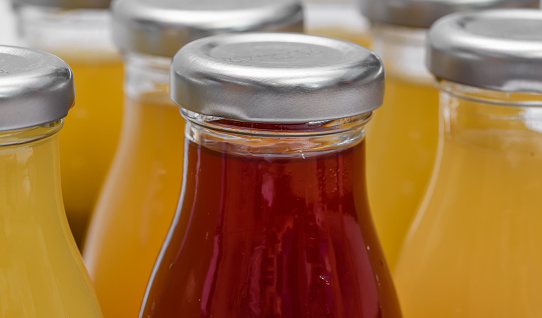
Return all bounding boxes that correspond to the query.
[366,78,439,268]
[83,92,185,318]
[395,99,542,317]
[366,25,439,268]
[0,123,102,318]
[14,6,124,246]
[58,53,123,245]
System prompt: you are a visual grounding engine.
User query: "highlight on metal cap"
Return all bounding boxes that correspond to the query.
[171,32,385,123]
[12,0,111,9]
[428,9,542,93]
[112,0,304,58]
[0,45,74,131]
[359,0,538,29]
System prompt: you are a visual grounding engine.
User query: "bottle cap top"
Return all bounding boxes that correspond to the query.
[428,9,542,93]
[112,0,304,58]
[171,32,384,123]
[13,0,111,9]
[359,0,538,29]
[0,46,74,131]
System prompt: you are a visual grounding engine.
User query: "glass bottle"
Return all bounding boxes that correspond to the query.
[0,46,102,317]
[395,9,542,317]
[82,1,304,317]
[302,0,370,46]
[359,0,538,268]
[0,0,16,45]
[13,0,123,246]
[141,32,401,318]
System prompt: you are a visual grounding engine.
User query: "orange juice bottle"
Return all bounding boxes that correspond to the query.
[395,9,542,317]
[359,0,538,268]
[82,1,304,317]
[303,0,370,46]
[14,1,123,246]
[0,45,102,317]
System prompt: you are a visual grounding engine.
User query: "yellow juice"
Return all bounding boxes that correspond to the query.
[395,102,542,317]
[366,77,439,268]
[0,126,102,317]
[58,53,124,245]
[83,94,185,318]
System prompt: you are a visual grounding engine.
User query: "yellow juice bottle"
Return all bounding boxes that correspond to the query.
[0,45,102,317]
[15,3,123,246]
[360,0,538,269]
[82,1,304,316]
[303,0,370,46]
[395,9,542,317]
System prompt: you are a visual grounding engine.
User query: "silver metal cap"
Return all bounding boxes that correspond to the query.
[360,0,538,29]
[171,33,384,123]
[428,9,542,93]
[0,46,74,131]
[112,0,304,58]
[13,0,111,9]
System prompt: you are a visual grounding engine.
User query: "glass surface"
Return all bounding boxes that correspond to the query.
[366,24,439,268]
[83,54,185,318]
[140,114,402,317]
[303,0,371,47]
[395,81,542,317]
[17,6,124,246]
[0,122,102,317]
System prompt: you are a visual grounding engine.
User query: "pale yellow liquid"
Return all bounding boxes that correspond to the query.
[83,94,185,318]
[366,78,439,268]
[58,54,124,246]
[395,117,542,317]
[0,128,102,317]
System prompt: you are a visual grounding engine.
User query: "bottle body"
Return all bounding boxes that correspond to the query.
[366,24,439,268]
[16,5,124,245]
[395,81,542,317]
[83,54,185,318]
[141,113,402,317]
[303,0,370,46]
[0,122,102,317]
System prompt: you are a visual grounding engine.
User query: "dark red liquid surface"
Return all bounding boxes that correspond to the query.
[140,140,401,318]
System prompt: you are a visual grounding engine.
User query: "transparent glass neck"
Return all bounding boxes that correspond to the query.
[16,5,117,61]
[438,80,542,152]
[182,109,371,157]
[124,53,171,102]
[371,23,431,85]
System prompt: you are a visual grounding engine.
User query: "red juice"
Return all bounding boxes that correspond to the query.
[140,139,401,318]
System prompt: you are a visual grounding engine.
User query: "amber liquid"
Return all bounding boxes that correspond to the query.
[59,55,124,246]
[141,139,401,318]
[83,95,184,318]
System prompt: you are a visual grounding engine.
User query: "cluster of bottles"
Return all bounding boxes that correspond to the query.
[1,0,542,317]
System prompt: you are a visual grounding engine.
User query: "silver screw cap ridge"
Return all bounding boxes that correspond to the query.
[428,9,542,93]
[0,46,74,131]
[171,33,385,123]
[359,0,538,29]
[112,0,304,58]
[12,0,111,9]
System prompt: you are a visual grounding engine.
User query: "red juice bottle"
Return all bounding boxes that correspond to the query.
[140,32,402,318]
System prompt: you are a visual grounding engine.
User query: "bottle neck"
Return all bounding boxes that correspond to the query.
[15,5,117,62]
[437,80,542,154]
[0,120,64,219]
[371,23,431,85]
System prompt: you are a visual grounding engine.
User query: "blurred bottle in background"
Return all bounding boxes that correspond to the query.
[303,0,370,46]
[360,0,538,269]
